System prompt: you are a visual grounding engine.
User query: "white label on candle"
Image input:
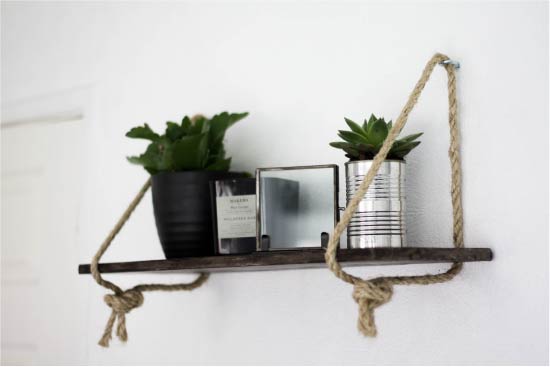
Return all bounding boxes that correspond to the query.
[216,195,256,239]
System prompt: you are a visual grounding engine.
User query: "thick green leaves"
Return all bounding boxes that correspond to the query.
[126,112,248,174]
[367,119,388,147]
[127,139,173,174]
[208,112,247,159]
[329,141,355,149]
[172,134,208,170]
[126,123,160,141]
[331,114,422,160]
[398,132,423,143]
[331,142,375,159]
[207,144,226,165]
[206,157,232,171]
[338,130,370,145]
[363,113,377,131]
[165,122,186,141]
[188,116,209,135]
[357,143,377,153]
[181,116,192,132]
[344,118,365,137]
[330,141,359,156]
[228,112,249,124]
[390,141,421,159]
[127,155,157,174]
[209,112,249,148]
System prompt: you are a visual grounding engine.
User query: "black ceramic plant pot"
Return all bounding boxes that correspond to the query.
[152,171,246,258]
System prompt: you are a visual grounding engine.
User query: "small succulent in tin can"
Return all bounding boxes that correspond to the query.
[330,114,422,160]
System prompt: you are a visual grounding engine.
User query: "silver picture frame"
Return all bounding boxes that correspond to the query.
[255,164,339,251]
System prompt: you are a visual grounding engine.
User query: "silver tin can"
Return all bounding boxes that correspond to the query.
[345,160,405,248]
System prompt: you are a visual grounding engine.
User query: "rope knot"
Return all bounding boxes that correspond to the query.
[352,280,393,337]
[98,289,144,347]
[104,289,144,314]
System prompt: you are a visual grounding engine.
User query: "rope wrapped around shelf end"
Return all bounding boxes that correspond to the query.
[90,178,210,348]
[324,52,464,337]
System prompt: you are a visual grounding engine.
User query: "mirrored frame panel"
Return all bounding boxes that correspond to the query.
[256,164,339,251]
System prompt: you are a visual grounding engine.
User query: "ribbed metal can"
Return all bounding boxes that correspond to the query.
[345,160,406,248]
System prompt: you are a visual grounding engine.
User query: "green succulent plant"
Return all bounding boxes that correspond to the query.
[126,112,248,174]
[330,114,422,160]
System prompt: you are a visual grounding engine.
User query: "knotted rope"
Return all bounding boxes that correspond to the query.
[325,52,464,337]
[91,177,210,347]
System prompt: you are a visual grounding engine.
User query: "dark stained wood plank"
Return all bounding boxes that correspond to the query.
[78,247,493,274]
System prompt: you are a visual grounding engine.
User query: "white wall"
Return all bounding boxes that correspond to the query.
[1,1,548,364]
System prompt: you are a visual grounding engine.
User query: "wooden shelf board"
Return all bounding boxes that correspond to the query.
[78,247,492,274]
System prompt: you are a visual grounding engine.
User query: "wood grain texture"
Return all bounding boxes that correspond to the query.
[78,247,493,274]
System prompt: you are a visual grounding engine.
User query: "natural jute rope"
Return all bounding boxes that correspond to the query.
[325,52,464,337]
[91,177,209,347]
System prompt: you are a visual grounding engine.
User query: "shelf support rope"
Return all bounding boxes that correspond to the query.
[325,52,464,337]
[90,178,210,348]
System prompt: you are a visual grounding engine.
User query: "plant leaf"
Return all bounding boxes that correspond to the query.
[165,121,186,141]
[391,140,420,151]
[397,132,423,143]
[181,116,192,132]
[343,147,359,158]
[338,130,370,145]
[208,143,226,163]
[367,113,377,131]
[208,112,230,146]
[205,157,232,171]
[209,112,248,149]
[189,116,207,135]
[367,119,388,147]
[126,123,160,141]
[227,112,249,125]
[127,155,159,175]
[344,118,366,136]
[127,112,247,173]
[172,133,208,170]
[329,141,356,149]
[357,143,377,153]
[127,139,173,173]
[390,141,421,159]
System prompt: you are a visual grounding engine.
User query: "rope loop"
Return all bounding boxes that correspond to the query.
[325,52,464,337]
